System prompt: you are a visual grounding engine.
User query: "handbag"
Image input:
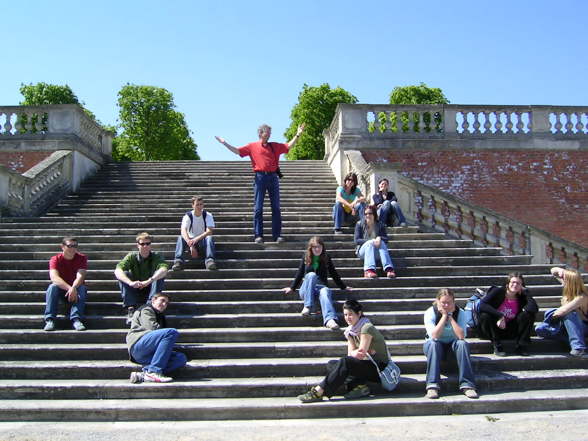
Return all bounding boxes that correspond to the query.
[366,352,401,392]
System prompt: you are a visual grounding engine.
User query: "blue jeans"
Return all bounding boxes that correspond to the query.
[130,328,187,374]
[44,284,87,321]
[299,272,337,324]
[536,308,588,351]
[119,271,165,308]
[358,240,394,271]
[332,201,365,230]
[174,235,216,264]
[254,172,281,240]
[423,339,476,390]
[377,200,406,226]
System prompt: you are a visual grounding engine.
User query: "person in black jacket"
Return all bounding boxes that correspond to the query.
[371,178,407,227]
[354,205,396,279]
[478,272,538,356]
[283,236,349,330]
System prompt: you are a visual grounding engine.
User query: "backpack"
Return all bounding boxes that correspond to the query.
[186,210,207,233]
[464,288,486,329]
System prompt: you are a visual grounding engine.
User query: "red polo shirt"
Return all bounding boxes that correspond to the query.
[49,253,88,286]
[238,141,288,172]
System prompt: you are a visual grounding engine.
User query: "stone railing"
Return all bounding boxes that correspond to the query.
[0,150,72,216]
[325,104,588,160]
[342,151,588,268]
[0,104,112,156]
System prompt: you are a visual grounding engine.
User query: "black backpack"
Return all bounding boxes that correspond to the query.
[186,210,208,232]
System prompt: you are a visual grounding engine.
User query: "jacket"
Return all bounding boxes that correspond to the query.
[479,285,538,319]
[354,220,389,248]
[289,253,346,290]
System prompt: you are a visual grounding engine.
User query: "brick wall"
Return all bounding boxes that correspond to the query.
[363,150,588,248]
[0,152,52,173]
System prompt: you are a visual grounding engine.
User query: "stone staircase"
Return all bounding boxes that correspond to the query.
[0,160,586,421]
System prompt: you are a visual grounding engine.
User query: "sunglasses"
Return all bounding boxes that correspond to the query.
[138,242,152,246]
[64,243,78,248]
[365,212,374,215]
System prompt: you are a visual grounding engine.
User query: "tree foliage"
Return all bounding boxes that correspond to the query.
[284,83,357,160]
[19,82,80,106]
[389,82,449,105]
[114,84,199,161]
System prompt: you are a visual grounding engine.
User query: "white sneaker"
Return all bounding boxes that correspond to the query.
[325,319,340,330]
[143,371,173,383]
[130,371,144,383]
[300,306,311,317]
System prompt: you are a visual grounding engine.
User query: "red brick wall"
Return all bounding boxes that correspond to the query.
[0,152,52,173]
[363,150,588,248]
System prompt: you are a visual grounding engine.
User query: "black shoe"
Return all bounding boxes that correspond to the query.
[515,346,530,356]
[493,344,506,357]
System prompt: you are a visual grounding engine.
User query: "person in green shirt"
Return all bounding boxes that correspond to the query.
[115,232,169,325]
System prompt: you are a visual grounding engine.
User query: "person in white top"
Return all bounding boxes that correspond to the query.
[172,196,217,271]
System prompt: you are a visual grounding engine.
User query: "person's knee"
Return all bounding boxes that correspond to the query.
[318,287,332,299]
[305,272,318,281]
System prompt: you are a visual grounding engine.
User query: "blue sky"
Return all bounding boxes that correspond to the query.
[2,0,587,161]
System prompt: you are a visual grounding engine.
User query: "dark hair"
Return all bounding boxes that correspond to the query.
[506,272,525,287]
[191,196,203,203]
[343,299,363,316]
[61,237,78,246]
[378,178,389,186]
[152,292,170,301]
[304,236,327,266]
[343,172,358,194]
[364,204,379,223]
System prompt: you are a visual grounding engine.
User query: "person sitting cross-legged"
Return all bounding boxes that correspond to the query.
[372,177,407,227]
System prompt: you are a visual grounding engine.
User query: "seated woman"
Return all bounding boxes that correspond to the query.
[535,267,588,357]
[424,288,478,399]
[283,236,349,330]
[332,172,366,234]
[478,272,537,357]
[297,299,391,402]
[354,205,396,279]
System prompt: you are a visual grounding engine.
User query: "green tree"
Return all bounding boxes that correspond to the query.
[389,82,449,105]
[284,83,357,160]
[19,82,80,106]
[115,84,199,161]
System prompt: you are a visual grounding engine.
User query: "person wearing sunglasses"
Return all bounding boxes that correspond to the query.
[43,237,88,331]
[115,232,169,325]
[354,205,396,279]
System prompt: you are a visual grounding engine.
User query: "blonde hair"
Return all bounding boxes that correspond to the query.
[433,288,455,305]
[136,232,153,243]
[562,269,588,303]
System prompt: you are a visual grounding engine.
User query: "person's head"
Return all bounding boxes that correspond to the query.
[434,288,456,313]
[136,232,153,256]
[562,269,588,302]
[307,236,325,257]
[364,204,379,224]
[257,124,272,143]
[60,237,78,259]
[151,292,170,313]
[378,178,389,193]
[505,272,525,296]
[343,173,358,193]
[343,299,364,326]
[191,196,204,214]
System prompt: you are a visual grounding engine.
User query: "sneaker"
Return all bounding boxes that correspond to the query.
[426,388,439,399]
[205,259,217,270]
[344,384,370,399]
[463,388,479,399]
[400,222,407,227]
[515,345,530,356]
[126,307,136,326]
[72,319,86,331]
[570,348,587,357]
[254,237,264,244]
[171,261,183,271]
[385,268,396,279]
[325,319,340,330]
[130,371,144,384]
[300,306,311,317]
[143,371,173,383]
[297,387,323,403]
[334,229,343,235]
[493,344,506,357]
[275,237,285,243]
[364,269,377,279]
[43,319,56,332]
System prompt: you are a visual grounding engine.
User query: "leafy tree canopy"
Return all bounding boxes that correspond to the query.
[19,82,80,105]
[284,83,357,160]
[389,83,449,105]
[114,84,199,161]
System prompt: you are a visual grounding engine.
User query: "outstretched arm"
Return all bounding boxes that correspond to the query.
[285,124,305,151]
[215,136,240,155]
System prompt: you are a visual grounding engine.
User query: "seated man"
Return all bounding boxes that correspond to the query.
[115,232,169,325]
[172,196,217,271]
[127,292,187,383]
[44,237,87,331]
[372,178,407,227]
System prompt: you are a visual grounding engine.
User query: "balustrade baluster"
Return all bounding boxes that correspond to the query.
[415,190,424,222]
[553,112,563,134]
[428,196,437,228]
[559,247,567,265]
[574,112,585,134]
[493,221,501,247]
[505,227,515,255]
[3,112,13,135]
[515,111,525,134]
[505,112,514,134]
[571,253,580,270]
[480,216,489,246]
[564,112,574,134]
[472,112,481,134]
[483,111,491,134]
[441,200,451,234]
[545,242,554,264]
[494,111,503,134]
[466,210,476,240]
[461,112,469,134]
[518,231,527,254]
[454,206,463,238]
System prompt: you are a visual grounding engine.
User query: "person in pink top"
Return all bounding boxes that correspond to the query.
[44,237,88,331]
[215,123,304,244]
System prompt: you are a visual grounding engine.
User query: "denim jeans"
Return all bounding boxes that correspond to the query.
[298,272,337,324]
[130,328,187,374]
[358,240,394,271]
[423,339,476,390]
[44,283,87,321]
[119,271,165,308]
[332,201,365,230]
[536,308,588,351]
[174,235,216,264]
[254,172,281,240]
[377,200,406,226]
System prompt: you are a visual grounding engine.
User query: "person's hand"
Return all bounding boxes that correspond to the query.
[351,348,367,360]
[437,303,448,316]
[130,280,142,289]
[296,124,305,136]
[214,136,225,144]
[497,316,506,329]
[373,237,382,248]
[65,287,78,303]
[283,287,294,295]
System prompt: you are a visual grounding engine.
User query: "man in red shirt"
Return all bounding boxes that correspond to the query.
[215,123,304,243]
[44,237,88,331]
